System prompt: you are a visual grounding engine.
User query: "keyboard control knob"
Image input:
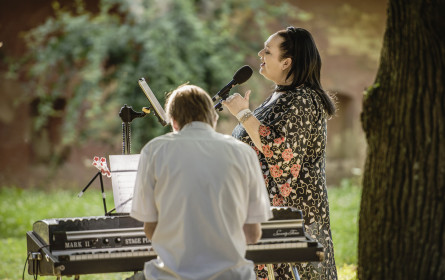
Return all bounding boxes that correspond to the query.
[103,238,109,245]
[115,237,121,243]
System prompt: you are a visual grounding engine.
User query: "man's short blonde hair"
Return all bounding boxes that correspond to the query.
[166,84,218,130]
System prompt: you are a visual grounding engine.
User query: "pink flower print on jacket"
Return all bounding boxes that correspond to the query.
[282,148,294,162]
[274,136,285,145]
[259,125,271,136]
[280,183,292,197]
[262,145,273,158]
[272,194,285,206]
[269,164,283,178]
[290,164,301,178]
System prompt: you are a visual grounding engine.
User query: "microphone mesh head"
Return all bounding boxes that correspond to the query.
[233,65,253,84]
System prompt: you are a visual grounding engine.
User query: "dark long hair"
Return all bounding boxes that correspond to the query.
[276,27,336,116]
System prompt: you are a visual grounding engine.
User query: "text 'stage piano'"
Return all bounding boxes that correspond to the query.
[27,207,324,278]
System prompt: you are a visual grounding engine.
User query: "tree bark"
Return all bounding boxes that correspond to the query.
[359,0,445,279]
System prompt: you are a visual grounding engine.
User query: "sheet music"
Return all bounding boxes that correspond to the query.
[109,154,140,213]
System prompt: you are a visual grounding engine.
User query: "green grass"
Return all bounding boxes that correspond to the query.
[0,186,133,280]
[0,181,361,279]
[328,179,361,279]
[329,179,361,266]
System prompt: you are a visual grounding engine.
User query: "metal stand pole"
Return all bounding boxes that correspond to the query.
[119,104,146,155]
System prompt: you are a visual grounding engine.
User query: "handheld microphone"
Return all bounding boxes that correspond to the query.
[212,65,253,102]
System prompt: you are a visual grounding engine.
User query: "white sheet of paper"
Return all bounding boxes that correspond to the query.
[109,154,140,213]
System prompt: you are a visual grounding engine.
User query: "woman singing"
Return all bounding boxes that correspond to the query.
[223,26,338,279]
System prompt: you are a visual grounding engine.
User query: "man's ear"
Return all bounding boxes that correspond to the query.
[212,112,219,129]
[281,57,292,71]
[172,119,180,132]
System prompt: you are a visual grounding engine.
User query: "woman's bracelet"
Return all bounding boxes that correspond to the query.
[239,112,253,124]
[236,109,251,120]
[236,109,253,124]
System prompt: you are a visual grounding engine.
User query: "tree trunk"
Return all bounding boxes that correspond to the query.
[359,0,445,279]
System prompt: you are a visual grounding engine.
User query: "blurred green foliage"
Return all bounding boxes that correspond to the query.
[10,0,300,163]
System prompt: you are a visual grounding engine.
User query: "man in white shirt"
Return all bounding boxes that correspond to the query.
[129,84,272,280]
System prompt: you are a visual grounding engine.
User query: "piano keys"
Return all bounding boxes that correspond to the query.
[26,207,324,277]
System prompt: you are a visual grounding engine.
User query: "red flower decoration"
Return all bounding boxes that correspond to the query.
[274,136,285,145]
[257,264,265,270]
[272,194,285,206]
[92,156,111,178]
[259,125,271,137]
[262,145,273,158]
[269,165,283,178]
[282,148,294,161]
[280,183,292,197]
[290,164,301,178]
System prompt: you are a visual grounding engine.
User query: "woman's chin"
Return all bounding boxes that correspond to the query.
[259,68,267,77]
[259,70,273,82]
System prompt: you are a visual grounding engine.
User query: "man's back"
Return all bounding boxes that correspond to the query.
[131,122,270,280]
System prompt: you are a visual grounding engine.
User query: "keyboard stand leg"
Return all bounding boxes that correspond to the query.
[290,264,300,280]
[266,264,275,280]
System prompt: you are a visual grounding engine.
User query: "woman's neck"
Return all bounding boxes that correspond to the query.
[275,83,304,92]
[265,91,284,106]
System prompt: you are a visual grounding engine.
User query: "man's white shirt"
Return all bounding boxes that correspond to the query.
[131,122,272,280]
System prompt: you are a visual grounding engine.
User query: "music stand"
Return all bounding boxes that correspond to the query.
[78,79,168,215]
[77,170,109,216]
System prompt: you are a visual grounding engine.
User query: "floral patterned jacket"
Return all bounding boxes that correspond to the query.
[232,86,337,280]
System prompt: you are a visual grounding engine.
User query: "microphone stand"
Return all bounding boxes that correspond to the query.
[99,104,148,216]
[119,104,147,154]
[77,104,148,216]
